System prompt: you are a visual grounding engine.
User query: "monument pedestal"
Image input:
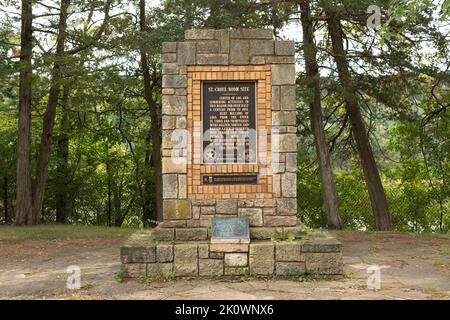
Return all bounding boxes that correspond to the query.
[120,28,343,279]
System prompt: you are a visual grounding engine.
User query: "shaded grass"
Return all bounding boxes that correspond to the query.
[0,224,138,243]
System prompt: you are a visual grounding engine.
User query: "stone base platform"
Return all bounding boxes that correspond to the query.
[120,228,343,278]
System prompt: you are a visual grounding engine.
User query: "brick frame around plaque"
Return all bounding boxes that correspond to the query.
[161,29,298,229]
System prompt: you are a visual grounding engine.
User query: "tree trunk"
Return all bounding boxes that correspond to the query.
[299,0,342,229]
[326,12,392,231]
[32,0,70,224]
[55,85,70,223]
[143,129,155,226]
[15,0,33,226]
[139,0,163,224]
[3,176,7,223]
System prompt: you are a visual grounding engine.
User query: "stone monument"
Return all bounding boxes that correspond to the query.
[121,29,343,278]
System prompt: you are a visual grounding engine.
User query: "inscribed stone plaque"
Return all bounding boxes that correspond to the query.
[202,81,257,164]
[212,217,250,239]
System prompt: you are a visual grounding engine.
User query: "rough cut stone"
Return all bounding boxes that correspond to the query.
[281,85,296,110]
[281,173,297,198]
[197,53,228,65]
[272,174,281,197]
[277,134,297,153]
[174,244,198,276]
[301,238,342,253]
[198,243,209,259]
[163,174,178,199]
[216,199,238,214]
[253,199,276,207]
[175,228,208,241]
[162,95,186,115]
[196,40,220,53]
[185,29,217,40]
[250,56,265,65]
[238,208,263,226]
[209,251,224,259]
[249,243,274,275]
[225,267,249,275]
[160,220,186,228]
[177,42,196,65]
[210,243,249,253]
[272,111,296,126]
[249,40,274,55]
[285,153,297,172]
[201,206,215,214]
[156,244,174,263]
[162,75,187,88]
[277,198,297,215]
[162,42,177,53]
[199,259,224,276]
[265,56,296,64]
[264,216,298,227]
[275,41,295,56]
[305,252,343,275]
[225,253,248,267]
[123,263,146,278]
[178,175,187,199]
[276,262,305,275]
[121,245,156,263]
[271,64,295,85]
[163,199,190,220]
[147,262,173,276]
[151,227,175,240]
[272,85,281,110]
[162,53,176,63]
[276,242,303,262]
[162,157,186,174]
[230,29,272,39]
[162,63,178,75]
[230,40,249,64]
[192,199,216,206]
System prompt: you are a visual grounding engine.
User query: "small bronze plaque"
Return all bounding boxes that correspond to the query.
[202,174,258,185]
[212,217,250,239]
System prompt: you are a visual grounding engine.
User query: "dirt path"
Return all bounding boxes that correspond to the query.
[0,232,449,299]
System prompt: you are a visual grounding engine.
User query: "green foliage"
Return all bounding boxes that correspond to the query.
[271,229,296,242]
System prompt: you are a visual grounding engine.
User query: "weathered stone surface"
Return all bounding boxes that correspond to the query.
[253,199,276,207]
[272,174,281,197]
[271,64,295,85]
[121,245,156,263]
[177,42,196,65]
[174,244,198,276]
[264,216,298,227]
[186,220,200,227]
[285,153,297,172]
[185,29,216,40]
[263,208,276,216]
[162,157,186,174]
[238,208,263,226]
[216,199,238,214]
[123,263,146,278]
[162,75,187,88]
[305,252,343,275]
[192,199,216,206]
[275,40,295,56]
[250,55,265,65]
[249,40,274,55]
[147,262,173,276]
[276,262,306,275]
[198,243,209,259]
[151,227,175,240]
[238,200,253,207]
[162,41,177,53]
[249,243,275,275]
[178,175,187,199]
[281,173,297,198]
[250,227,274,240]
[276,242,303,262]
[264,56,296,64]
[163,174,178,199]
[197,53,228,65]
[159,220,186,228]
[156,244,174,263]
[272,85,281,110]
[281,85,296,110]
[162,115,176,130]
[192,206,200,219]
[163,199,190,220]
[199,259,224,276]
[301,238,342,253]
[230,40,249,64]
[272,111,296,126]
[230,29,272,39]
[196,40,220,53]
[216,29,230,53]
[162,95,186,115]
[224,253,248,267]
[175,228,208,241]
[210,243,249,253]
[201,206,215,214]
[277,134,297,153]
[277,198,297,215]
[162,53,176,63]
[162,63,178,75]
[209,251,224,259]
[162,130,186,149]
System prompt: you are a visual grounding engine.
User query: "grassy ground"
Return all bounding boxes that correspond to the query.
[0,224,138,243]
